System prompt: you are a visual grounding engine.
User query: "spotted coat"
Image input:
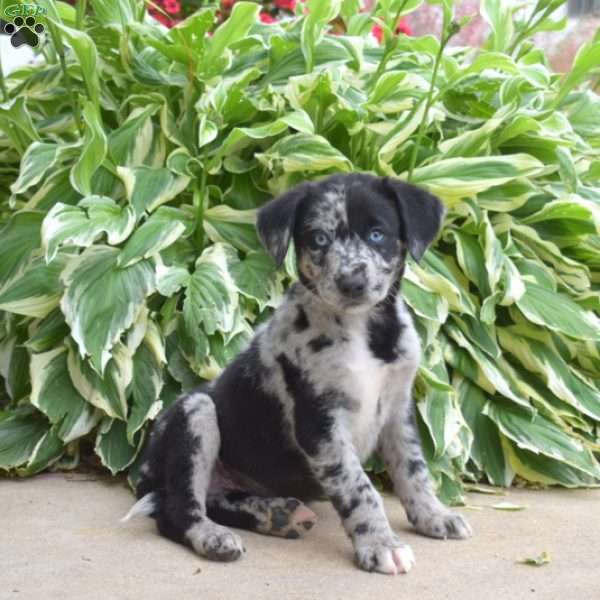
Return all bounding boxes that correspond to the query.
[124,173,472,575]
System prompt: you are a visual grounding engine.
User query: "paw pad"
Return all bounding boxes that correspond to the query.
[3,16,45,48]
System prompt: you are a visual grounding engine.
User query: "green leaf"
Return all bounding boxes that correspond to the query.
[554,42,600,108]
[480,0,514,53]
[30,347,100,443]
[0,255,67,319]
[201,2,260,78]
[127,339,164,443]
[0,97,40,146]
[484,402,600,479]
[198,115,218,148]
[117,207,194,267]
[204,206,261,252]
[230,251,279,311]
[42,197,136,262]
[418,360,465,459]
[0,409,49,470]
[88,0,137,28]
[26,308,70,353]
[183,243,238,338]
[301,0,342,71]
[407,155,545,206]
[95,418,141,474]
[60,246,155,374]
[516,282,600,341]
[10,143,61,195]
[117,166,190,216]
[256,133,352,173]
[458,377,512,486]
[0,333,31,402]
[0,211,44,287]
[54,22,101,108]
[67,341,131,421]
[156,263,190,297]
[70,102,108,196]
[498,328,600,421]
[17,426,65,475]
[107,105,159,167]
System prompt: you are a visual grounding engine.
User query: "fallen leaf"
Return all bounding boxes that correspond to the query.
[465,484,507,496]
[517,551,551,566]
[491,501,527,511]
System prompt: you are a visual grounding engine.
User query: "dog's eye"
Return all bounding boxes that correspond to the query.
[309,231,330,249]
[368,229,385,243]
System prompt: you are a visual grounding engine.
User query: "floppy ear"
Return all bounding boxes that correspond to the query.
[382,178,446,261]
[256,182,311,267]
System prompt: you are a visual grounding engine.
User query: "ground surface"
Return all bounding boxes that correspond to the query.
[2,473,599,600]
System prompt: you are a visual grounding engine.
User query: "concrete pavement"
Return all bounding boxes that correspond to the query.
[2,473,599,600]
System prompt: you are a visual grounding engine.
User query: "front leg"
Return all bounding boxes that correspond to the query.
[307,431,415,575]
[379,397,472,540]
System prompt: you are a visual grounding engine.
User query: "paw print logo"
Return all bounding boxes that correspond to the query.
[3,16,45,48]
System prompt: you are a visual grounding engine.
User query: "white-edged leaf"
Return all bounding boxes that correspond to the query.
[42,197,136,262]
[183,243,238,338]
[10,143,61,195]
[66,341,132,421]
[117,166,190,216]
[70,101,107,196]
[95,417,141,474]
[60,245,155,374]
[117,206,194,267]
[0,255,68,319]
[30,347,100,443]
[127,340,164,443]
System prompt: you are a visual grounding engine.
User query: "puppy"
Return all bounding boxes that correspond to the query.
[124,173,472,575]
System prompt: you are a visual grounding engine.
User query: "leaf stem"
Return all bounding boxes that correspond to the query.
[407,22,454,181]
[76,0,88,29]
[507,4,559,56]
[46,21,83,137]
[367,0,410,87]
[194,155,207,251]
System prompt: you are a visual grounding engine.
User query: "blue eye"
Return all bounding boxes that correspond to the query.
[309,231,330,249]
[369,229,385,243]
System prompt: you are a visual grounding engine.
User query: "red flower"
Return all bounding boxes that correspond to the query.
[163,0,180,15]
[274,0,296,11]
[259,12,277,23]
[372,24,383,43]
[154,12,172,27]
[371,18,412,43]
[222,0,236,8]
[397,18,412,36]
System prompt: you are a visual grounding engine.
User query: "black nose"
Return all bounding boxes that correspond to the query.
[336,273,366,298]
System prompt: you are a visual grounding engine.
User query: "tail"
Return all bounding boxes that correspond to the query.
[120,492,158,523]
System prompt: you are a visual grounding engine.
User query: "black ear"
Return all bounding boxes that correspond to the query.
[382,178,445,261]
[256,182,311,267]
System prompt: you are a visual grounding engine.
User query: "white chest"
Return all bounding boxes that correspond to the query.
[337,335,390,461]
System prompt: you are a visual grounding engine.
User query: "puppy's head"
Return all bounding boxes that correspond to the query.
[257,174,445,312]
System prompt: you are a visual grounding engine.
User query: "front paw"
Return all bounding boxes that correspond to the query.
[354,536,415,575]
[411,509,472,540]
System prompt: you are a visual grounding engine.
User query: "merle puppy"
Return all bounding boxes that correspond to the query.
[124,173,472,575]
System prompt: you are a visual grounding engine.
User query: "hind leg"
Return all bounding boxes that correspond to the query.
[207,493,317,539]
[151,392,245,562]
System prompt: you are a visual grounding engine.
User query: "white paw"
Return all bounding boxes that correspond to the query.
[413,510,472,540]
[355,540,415,575]
[190,524,245,562]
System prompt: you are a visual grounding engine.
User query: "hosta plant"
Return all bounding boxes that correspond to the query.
[1,0,599,503]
